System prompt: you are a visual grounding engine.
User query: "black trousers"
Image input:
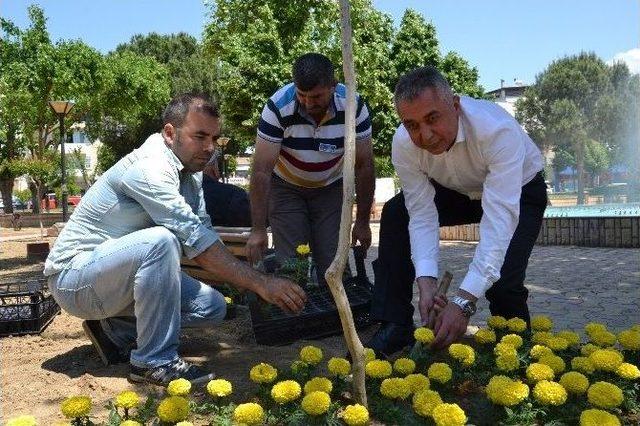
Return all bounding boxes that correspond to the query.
[370,172,548,325]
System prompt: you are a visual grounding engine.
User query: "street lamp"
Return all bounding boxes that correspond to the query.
[48,100,75,222]
[217,136,230,183]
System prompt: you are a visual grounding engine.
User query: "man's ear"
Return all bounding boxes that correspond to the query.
[162,123,177,147]
[452,95,461,114]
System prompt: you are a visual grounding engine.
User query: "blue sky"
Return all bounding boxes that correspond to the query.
[2,0,639,90]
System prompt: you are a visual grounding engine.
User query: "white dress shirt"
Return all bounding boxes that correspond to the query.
[392,96,544,298]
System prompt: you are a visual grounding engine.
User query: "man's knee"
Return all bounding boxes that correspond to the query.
[144,227,181,260]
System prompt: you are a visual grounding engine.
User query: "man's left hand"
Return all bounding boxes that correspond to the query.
[431,303,469,349]
[351,219,372,253]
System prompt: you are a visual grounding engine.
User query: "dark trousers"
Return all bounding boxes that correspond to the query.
[370,172,547,325]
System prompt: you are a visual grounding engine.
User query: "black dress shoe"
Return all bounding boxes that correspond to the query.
[82,320,130,366]
[365,322,415,359]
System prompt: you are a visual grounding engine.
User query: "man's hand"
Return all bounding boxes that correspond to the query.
[417,277,447,328]
[351,219,372,253]
[246,229,268,266]
[431,303,469,349]
[258,276,307,314]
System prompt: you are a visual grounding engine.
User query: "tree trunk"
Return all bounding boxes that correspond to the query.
[0,178,13,214]
[576,139,586,205]
[325,0,367,407]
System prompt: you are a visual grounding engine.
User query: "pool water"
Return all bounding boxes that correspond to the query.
[544,203,640,218]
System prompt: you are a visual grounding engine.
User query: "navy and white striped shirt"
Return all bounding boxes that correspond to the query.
[257,82,372,188]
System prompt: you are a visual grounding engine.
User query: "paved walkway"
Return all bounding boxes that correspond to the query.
[363,224,640,332]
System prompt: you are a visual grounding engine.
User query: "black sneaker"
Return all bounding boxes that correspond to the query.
[129,358,215,386]
[82,320,129,366]
[365,322,416,359]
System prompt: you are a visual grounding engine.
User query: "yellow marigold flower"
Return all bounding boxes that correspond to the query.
[432,403,467,426]
[156,396,190,424]
[304,377,332,394]
[448,343,475,366]
[496,353,520,372]
[121,421,142,426]
[60,396,92,419]
[533,380,567,405]
[340,403,369,426]
[301,391,331,416]
[414,327,435,344]
[571,356,595,374]
[328,357,351,376]
[427,363,452,384]
[584,322,607,335]
[494,342,517,358]
[485,375,529,406]
[296,243,310,256]
[115,390,140,409]
[167,378,191,396]
[587,381,624,409]
[364,348,376,363]
[207,379,232,397]
[300,345,323,364]
[507,317,527,333]
[405,373,430,393]
[579,408,621,426]
[632,324,640,332]
[500,334,524,349]
[526,363,555,382]
[580,343,600,356]
[559,371,589,394]
[365,359,392,379]
[380,377,411,400]
[547,337,569,351]
[487,315,508,330]
[271,380,302,404]
[6,415,37,426]
[588,348,624,372]
[413,389,443,417]
[233,402,265,425]
[249,362,278,384]
[539,354,566,374]
[616,362,640,380]
[531,315,553,331]
[617,329,640,350]
[532,331,554,345]
[589,330,617,347]
[556,330,581,346]
[530,344,553,360]
[224,296,232,304]
[393,357,416,375]
[474,328,496,344]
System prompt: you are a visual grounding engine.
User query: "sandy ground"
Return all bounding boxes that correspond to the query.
[0,231,378,424]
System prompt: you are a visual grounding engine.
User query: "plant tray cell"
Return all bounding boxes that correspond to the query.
[0,275,60,337]
[249,280,374,346]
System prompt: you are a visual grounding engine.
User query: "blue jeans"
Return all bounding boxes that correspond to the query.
[48,226,226,368]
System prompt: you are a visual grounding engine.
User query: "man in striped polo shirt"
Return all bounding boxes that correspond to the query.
[246,53,375,286]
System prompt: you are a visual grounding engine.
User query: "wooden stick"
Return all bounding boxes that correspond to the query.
[426,271,453,327]
[324,0,367,407]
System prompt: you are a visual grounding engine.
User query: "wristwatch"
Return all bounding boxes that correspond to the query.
[451,295,477,318]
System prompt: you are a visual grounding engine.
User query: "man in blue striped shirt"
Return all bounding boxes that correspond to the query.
[246,53,375,285]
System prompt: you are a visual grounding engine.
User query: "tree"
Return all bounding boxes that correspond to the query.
[515,52,632,204]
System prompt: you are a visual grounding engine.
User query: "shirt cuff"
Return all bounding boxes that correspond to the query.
[182,224,220,259]
[414,258,438,280]
[459,269,491,299]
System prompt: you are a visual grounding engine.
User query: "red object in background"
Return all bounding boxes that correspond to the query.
[67,195,82,206]
[40,193,57,209]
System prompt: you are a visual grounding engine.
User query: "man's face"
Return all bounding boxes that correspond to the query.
[164,109,221,173]
[295,84,335,118]
[396,87,461,155]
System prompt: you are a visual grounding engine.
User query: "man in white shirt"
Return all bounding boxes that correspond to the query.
[367,66,547,356]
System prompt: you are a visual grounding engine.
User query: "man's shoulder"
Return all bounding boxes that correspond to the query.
[269,83,297,110]
[392,124,412,147]
[459,96,521,136]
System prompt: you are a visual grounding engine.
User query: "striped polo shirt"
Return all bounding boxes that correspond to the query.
[257,82,372,188]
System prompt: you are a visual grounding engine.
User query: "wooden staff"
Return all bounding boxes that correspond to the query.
[426,271,454,327]
[324,0,367,406]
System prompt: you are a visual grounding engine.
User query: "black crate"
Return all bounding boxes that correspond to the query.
[249,279,374,346]
[0,275,60,337]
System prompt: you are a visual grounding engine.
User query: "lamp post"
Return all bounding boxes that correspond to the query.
[217,136,230,183]
[48,100,75,222]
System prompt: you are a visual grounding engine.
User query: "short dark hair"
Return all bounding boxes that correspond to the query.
[162,93,219,127]
[292,53,336,91]
[394,66,453,107]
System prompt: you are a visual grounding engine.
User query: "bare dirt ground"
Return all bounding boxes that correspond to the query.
[0,231,377,424]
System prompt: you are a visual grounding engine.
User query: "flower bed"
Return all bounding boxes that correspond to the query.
[6,314,639,425]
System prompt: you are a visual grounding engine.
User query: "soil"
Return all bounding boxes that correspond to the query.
[0,230,378,424]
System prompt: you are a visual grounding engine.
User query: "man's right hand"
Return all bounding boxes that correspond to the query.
[246,228,268,266]
[258,276,307,314]
[417,276,447,327]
